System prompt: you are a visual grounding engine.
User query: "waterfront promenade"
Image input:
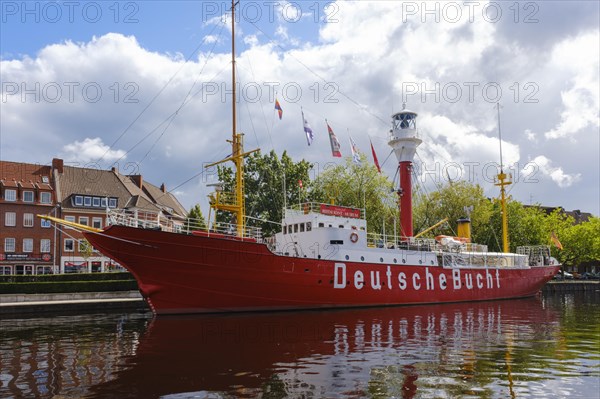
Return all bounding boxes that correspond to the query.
[1,281,597,315]
[0,290,148,314]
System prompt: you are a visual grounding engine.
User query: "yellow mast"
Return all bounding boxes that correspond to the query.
[494,103,511,253]
[205,0,258,238]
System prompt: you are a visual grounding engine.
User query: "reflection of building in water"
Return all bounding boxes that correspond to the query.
[0,314,148,398]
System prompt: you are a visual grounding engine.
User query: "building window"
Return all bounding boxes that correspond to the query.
[23,213,34,227]
[109,198,117,208]
[101,198,107,208]
[5,189,16,201]
[74,195,83,206]
[4,238,15,252]
[5,212,16,226]
[42,176,50,183]
[84,197,92,206]
[93,197,100,207]
[40,192,52,204]
[79,216,89,226]
[41,219,51,228]
[64,239,74,252]
[40,239,51,253]
[23,238,33,253]
[0,266,13,275]
[92,217,103,229]
[23,191,34,202]
[64,215,75,229]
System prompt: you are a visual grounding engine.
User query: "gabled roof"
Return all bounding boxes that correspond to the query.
[0,160,53,189]
[142,181,187,218]
[56,165,131,209]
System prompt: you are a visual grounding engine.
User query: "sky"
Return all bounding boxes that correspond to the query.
[1,0,599,218]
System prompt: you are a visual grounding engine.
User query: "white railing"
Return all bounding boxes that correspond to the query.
[107,210,262,241]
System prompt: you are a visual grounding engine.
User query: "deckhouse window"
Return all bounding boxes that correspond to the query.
[307,222,312,231]
[294,224,298,233]
[318,222,324,228]
[300,223,305,232]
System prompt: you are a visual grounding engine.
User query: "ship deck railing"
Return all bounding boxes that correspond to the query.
[107,210,262,241]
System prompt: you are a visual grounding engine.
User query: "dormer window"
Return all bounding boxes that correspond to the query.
[93,197,100,207]
[42,176,50,183]
[4,189,16,201]
[23,191,34,202]
[74,196,83,206]
[109,198,117,208]
[40,192,52,204]
[84,197,92,207]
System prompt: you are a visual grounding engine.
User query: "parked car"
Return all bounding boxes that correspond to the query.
[581,272,600,280]
[563,271,574,279]
[554,270,574,280]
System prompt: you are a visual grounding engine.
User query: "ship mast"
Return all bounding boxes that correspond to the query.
[205,0,258,237]
[494,103,511,253]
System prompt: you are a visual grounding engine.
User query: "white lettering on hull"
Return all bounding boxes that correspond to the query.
[333,263,502,293]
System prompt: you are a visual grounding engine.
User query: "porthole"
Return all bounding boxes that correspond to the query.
[419,260,422,264]
[431,260,434,265]
[345,255,349,260]
[380,257,384,263]
[402,259,406,264]
[394,258,397,264]
[361,256,365,261]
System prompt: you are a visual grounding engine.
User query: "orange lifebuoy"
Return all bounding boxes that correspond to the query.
[350,232,359,243]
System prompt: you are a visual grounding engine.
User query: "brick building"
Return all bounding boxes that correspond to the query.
[1,159,187,275]
[0,161,56,275]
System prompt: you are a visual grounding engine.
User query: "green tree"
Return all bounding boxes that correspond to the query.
[186,204,207,231]
[311,155,398,238]
[553,216,600,267]
[412,181,493,241]
[216,150,312,236]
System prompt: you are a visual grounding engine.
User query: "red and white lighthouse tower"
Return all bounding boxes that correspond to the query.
[388,104,422,238]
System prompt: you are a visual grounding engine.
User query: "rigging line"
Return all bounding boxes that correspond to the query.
[244,48,275,152]
[138,24,228,166]
[112,63,231,166]
[96,18,226,167]
[379,149,395,169]
[246,20,389,127]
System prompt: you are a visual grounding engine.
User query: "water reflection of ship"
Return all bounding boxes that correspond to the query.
[87,298,559,399]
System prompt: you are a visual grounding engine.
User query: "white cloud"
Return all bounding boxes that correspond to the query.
[61,138,126,163]
[529,155,581,188]
[1,2,598,215]
[543,32,600,139]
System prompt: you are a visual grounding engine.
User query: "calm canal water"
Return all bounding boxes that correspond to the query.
[1,291,599,399]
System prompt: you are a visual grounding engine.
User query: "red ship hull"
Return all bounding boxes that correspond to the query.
[84,225,560,314]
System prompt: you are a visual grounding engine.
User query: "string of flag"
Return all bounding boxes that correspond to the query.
[273,98,382,171]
